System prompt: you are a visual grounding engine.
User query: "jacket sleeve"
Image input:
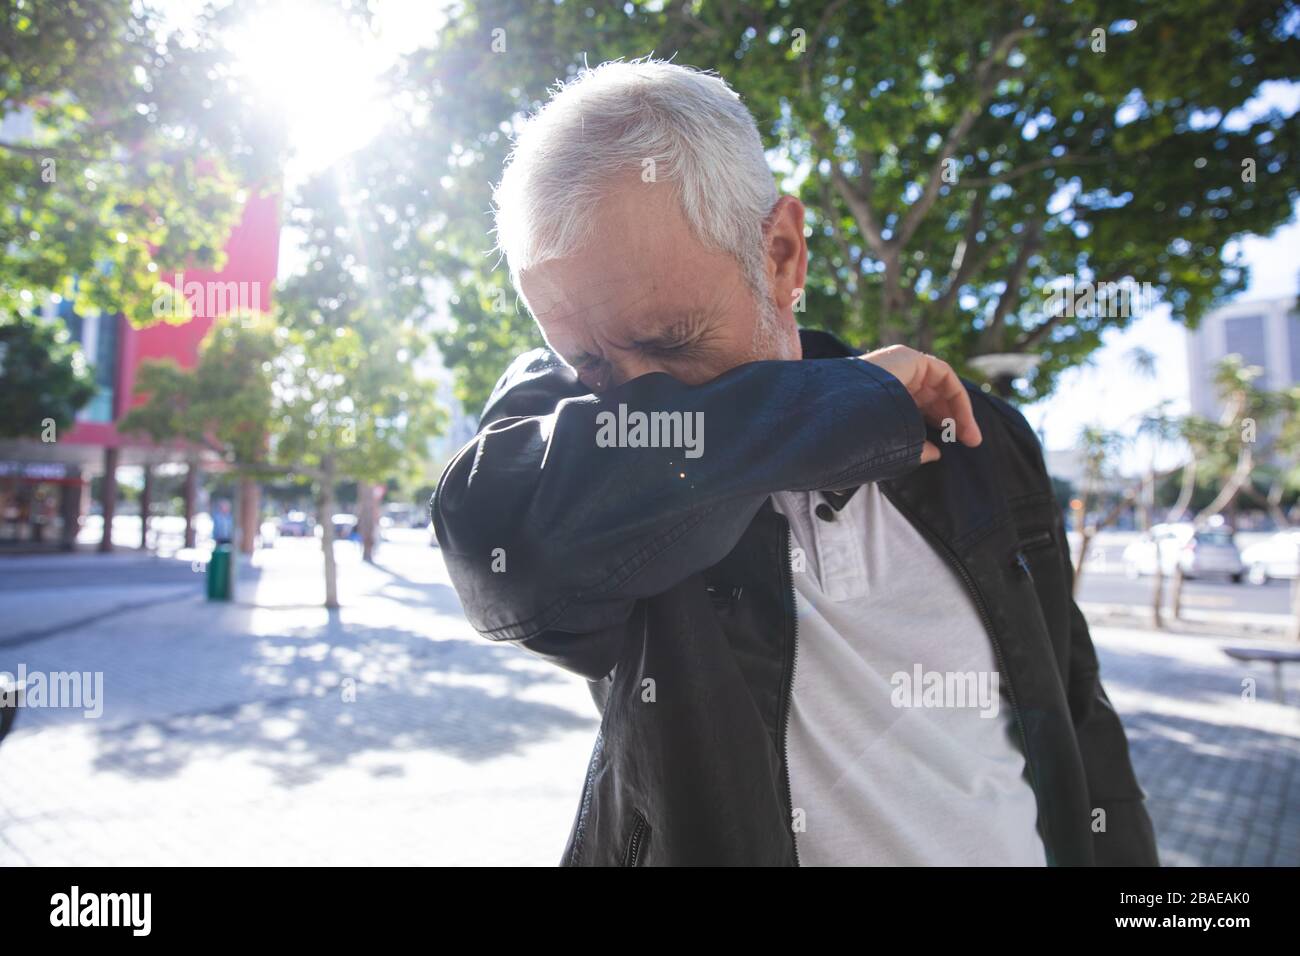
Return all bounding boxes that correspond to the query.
[987,393,1159,866]
[432,347,926,676]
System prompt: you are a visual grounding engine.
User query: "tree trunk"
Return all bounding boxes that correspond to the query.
[183,459,198,549]
[1171,565,1186,621]
[1169,458,1197,522]
[1151,557,1165,630]
[139,465,152,550]
[1138,470,1154,532]
[238,476,259,555]
[1197,447,1253,522]
[358,479,381,564]
[99,446,119,553]
[1072,489,1136,595]
[1267,477,1291,528]
[320,461,339,610]
[58,477,81,552]
[1073,527,1094,596]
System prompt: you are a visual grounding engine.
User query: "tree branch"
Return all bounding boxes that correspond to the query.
[932,190,988,315]
[959,153,1107,187]
[825,144,889,258]
[893,26,1032,249]
[985,214,1044,350]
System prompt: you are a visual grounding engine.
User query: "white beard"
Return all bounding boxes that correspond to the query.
[746,275,798,362]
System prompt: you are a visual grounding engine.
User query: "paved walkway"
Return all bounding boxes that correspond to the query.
[1,543,1296,865]
[1088,627,1300,866]
[0,544,598,866]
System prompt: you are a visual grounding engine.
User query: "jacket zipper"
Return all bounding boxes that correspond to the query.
[778,519,801,867]
[878,484,1045,853]
[624,810,649,867]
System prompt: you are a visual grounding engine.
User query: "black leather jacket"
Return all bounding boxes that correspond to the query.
[432,329,1158,867]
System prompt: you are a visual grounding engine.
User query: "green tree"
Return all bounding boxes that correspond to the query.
[383,0,1298,409]
[272,162,445,604]
[122,314,278,464]
[1072,424,1132,592]
[121,312,280,555]
[0,311,96,439]
[1,0,282,328]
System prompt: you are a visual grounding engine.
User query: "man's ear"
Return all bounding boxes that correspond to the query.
[764,196,808,312]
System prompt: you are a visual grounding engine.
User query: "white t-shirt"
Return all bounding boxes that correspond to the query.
[770,482,1047,866]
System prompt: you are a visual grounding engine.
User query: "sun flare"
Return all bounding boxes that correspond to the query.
[227,5,392,177]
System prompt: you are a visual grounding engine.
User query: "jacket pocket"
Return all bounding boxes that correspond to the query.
[1012,528,1057,580]
[1017,528,1056,555]
[623,808,651,867]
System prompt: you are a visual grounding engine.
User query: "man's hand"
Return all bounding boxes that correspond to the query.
[860,345,983,463]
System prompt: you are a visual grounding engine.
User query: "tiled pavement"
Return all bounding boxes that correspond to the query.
[1,543,1296,865]
[1089,627,1300,866]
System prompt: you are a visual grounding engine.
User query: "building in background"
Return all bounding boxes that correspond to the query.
[1186,294,1300,418]
[0,194,280,551]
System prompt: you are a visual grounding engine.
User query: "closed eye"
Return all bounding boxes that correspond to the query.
[643,340,693,355]
[631,312,713,358]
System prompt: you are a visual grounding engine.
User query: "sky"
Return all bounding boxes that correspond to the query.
[1022,209,1299,456]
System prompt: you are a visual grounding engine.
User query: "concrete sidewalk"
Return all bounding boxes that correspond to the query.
[1080,600,1295,636]
[0,546,599,865]
[1,543,1296,865]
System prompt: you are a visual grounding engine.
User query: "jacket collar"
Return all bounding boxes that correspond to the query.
[795,326,1016,552]
[797,328,866,512]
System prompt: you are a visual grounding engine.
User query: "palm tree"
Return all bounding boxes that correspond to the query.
[1072,425,1131,595]
[1135,402,1182,628]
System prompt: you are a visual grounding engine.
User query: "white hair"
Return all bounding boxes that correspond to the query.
[492,59,780,304]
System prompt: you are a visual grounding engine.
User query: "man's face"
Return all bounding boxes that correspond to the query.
[519,178,803,393]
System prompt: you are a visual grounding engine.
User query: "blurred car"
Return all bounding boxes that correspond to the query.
[383,503,425,528]
[278,511,313,537]
[1241,530,1300,585]
[257,519,279,549]
[1122,522,1244,582]
[331,513,359,540]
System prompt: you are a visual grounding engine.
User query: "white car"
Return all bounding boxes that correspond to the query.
[1241,530,1300,584]
[256,519,279,548]
[1122,522,1244,582]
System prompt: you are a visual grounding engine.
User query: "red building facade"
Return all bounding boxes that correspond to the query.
[0,193,281,550]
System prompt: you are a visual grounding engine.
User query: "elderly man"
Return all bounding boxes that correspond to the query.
[432,60,1157,867]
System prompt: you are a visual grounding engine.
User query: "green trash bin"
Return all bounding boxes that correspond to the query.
[206,544,232,601]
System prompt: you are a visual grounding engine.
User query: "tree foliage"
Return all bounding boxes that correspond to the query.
[0,312,96,439]
[121,312,279,467]
[383,0,1298,408]
[0,0,283,329]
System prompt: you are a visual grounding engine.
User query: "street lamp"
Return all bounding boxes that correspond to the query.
[969,352,1042,399]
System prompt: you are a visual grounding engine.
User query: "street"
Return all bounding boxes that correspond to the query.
[1078,571,1295,617]
[1,529,1297,865]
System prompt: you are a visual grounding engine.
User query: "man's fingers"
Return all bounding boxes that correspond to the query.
[920,440,941,464]
[860,346,983,453]
[918,356,982,448]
